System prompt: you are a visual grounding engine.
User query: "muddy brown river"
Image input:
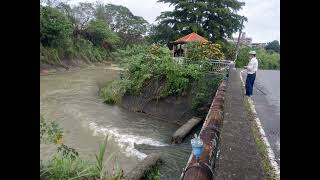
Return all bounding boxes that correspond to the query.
[40,65,195,179]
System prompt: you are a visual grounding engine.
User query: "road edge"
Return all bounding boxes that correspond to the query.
[239,69,280,179]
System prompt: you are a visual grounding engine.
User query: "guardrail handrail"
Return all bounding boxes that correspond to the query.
[172,57,233,73]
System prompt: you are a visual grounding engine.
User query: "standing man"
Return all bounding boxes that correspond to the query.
[244,51,258,96]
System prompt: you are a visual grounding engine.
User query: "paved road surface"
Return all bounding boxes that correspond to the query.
[214,67,265,180]
[242,70,280,166]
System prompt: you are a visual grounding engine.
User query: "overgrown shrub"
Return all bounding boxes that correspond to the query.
[40,3,120,66]
[143,166,161,180]
[41,153,93,180]
[216,40,236,60]
[85,19,120,47]
[40,6,73,48]
[101,44,224,106]
[57,144,79,160]
[186,41,225,62]
[256,49,280,69]
[236,47,280,70]
[100,80,132,104]
[40,116,63,144]
[40,45,61,65]
[101,45,201,102]
[41,124,124,180]
[191,73,224,109]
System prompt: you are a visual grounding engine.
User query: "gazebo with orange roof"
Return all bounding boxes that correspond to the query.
[171,32,209,57]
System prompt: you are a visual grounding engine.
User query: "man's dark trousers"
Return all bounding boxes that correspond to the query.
[245,73,256,96]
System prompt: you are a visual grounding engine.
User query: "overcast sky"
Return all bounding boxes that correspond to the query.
[68,0,279,43]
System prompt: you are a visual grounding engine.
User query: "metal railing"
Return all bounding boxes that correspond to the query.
[173,57,233,74]
[210,60,232,73]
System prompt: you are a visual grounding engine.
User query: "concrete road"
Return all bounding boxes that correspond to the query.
[242,70,280,166]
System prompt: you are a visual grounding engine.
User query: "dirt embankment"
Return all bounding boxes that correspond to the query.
[40,59,112,76]
[120,76,217,125]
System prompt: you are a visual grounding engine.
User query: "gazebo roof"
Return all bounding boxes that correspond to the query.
[174,32,209,43]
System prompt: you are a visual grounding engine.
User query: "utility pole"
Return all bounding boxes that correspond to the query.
[234,18,244,62]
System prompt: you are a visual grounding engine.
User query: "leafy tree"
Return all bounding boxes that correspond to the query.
[235,46,250,68]
[94,3,111,23]
[40,6,72,48]
[256,48,280,69]
[40,2,120,64]
[84,19,120,48]
[235,46,280,69]
[72,3,96,30]
[104,4,150,46]
[216,40,236,60]
[265,40,280,53]
[156,0,246,42]
[147,23,178,45]
[56,2,77,29]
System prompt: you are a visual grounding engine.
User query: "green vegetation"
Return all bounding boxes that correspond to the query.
[238,68,278,180]
[236,47,280,70]
[217,40,237,60]
[186,41,225,62]
[40,116,123,180]
[151,0,246,43]
[40,0,247,65]
[103,4,149,47]
[40,115,63,144]
[243,97,278,180]
[41,0,248,178]
[40,1,149,66]
[100,80,131,104]
[143,166,161,180]
[192,73,224,109]
[100,43,225,108]
[265,40,280,54]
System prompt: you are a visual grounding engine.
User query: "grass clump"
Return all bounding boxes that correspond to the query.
[40,116,63,144]
[142,166,161,180]
[100,80,132,104]
[243,96,278,180]
[40,116,124,180]
[41,136,124,180]
[41,153,93,180]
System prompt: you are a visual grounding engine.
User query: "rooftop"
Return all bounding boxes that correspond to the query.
[174,32,209,43]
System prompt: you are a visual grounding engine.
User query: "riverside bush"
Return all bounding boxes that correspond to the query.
[143,166,161,180]
[101,44,224,108]
[40,3,119,66]
[186,41,225,62]
[236,47,280,70]
[40,118,124,180]
[100,80,132,104]
[41,138,124,180]
[191,73,224,109]
[40,116,63,144]
[101,45,203,102]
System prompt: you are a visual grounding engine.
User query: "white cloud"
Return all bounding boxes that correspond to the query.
[68,0,279,43]
[237,0,280,43]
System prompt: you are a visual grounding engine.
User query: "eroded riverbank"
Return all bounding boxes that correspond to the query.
[40,65,193,179]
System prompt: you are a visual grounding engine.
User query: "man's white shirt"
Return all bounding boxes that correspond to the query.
[247,57,258,74]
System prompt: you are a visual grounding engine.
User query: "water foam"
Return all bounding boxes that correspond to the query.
[88,122,167,160]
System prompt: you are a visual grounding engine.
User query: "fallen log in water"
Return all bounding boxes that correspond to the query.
[171,117,202,144]
[125,153,162,180]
